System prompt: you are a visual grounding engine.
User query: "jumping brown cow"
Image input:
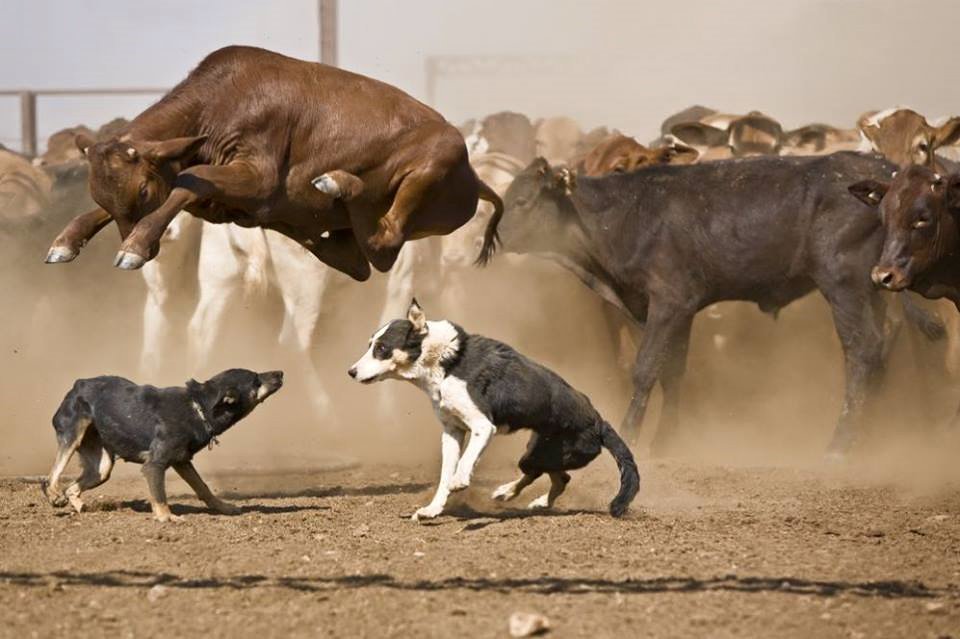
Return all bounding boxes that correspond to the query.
[45,46,503,281]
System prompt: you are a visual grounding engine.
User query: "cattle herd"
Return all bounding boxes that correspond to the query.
[2,45,960,521]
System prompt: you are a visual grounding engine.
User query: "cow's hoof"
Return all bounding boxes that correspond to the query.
[45,246,77,263]
[311,174,342,198]
[113,251,145,270]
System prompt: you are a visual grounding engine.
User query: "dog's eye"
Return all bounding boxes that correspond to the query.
[374,343,390,358]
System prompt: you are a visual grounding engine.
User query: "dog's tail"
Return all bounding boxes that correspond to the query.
[598,420,639,517]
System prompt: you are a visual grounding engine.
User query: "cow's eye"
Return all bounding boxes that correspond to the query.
[514,197,529,208]
[138,183,149,203]
[913,218,931,229]
[918,142,930,152]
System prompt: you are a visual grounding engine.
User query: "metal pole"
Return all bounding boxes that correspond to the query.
[19,91,37,157]
[319,0,338,66]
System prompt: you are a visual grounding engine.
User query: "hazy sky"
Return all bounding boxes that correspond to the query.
[3,0,959,152]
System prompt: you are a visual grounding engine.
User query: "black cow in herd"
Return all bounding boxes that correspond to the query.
[497,152,944,457]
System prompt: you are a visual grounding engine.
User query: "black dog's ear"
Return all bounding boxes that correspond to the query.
[848,180,888,207]
[186,378,203,395]
[217,389,239,406]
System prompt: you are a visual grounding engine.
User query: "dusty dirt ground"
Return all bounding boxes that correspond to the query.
[2,452,959,639]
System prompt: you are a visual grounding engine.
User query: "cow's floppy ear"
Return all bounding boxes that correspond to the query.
[75,133,96,157]
[934,117,960,149]
[144,135,207,164]
[407,297,427,334]
[848,180,889,207]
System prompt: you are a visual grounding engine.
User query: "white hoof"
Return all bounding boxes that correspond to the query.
[312,174,342,198]
[45,246,78,263]
[491,483,518,502]
[114,251,145,270]
[411,505,442,522]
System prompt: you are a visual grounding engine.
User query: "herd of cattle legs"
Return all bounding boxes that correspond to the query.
[4,46,960,461]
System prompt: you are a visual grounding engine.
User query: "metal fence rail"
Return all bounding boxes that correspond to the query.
[0,88,168,157]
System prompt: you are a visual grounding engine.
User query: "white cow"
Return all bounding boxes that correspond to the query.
[140,218,345,415]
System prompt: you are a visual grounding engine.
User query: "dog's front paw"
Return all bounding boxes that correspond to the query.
[211,500,242,516]
[40,480,67,508]
[154,513,185,524]
[448,475,471,492]
[411,505,443,522]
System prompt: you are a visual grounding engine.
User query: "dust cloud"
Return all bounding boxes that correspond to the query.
[2,169,959,498]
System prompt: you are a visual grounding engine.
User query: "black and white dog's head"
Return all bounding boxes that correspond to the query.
[186,369,284,432]
[348,299,459,384]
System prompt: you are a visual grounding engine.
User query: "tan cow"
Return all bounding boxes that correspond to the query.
[857,107,960,168]
[0,148,52,225]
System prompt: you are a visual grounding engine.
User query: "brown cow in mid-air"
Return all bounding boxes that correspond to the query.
[578,133,698,176]
[45,46,503,281]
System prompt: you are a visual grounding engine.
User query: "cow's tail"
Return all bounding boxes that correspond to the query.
[598,420,640,517]
[243,228,272,299]
[900,293,946,341]
[474,179,503,267]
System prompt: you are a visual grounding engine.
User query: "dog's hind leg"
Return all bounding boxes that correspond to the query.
[491,473,539,502]
[528,472,571,510]
[142,462,181,523]
[64,431,114,513]
[173,462,241,515]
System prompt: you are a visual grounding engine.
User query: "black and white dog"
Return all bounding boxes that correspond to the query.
[41,368,284,522]
[349,300,639,521]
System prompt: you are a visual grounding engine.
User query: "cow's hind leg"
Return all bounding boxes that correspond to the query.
[64,430,115,513]
[822,287,886,458]
[649,317,694,456]
[312,170,365,201]
[621,303,696,450]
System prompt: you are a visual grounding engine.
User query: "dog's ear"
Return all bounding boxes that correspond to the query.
[218,389,238,406]
[407,297,427,334]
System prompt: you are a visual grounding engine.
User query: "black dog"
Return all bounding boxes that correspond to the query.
[349,299,639,521]
[41,369,283,522]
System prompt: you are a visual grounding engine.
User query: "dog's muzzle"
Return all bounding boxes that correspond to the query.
[257,370,284,400]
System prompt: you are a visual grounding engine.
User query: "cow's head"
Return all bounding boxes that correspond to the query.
[849,165,960,290]
[579,134,698,176]
[75,133,205,239]
[858,108,960,167]
[498,158,578,255]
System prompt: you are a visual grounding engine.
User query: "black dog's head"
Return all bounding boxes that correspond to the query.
[186,369,284,433]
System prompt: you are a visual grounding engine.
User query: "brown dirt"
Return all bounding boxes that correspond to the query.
[2,453,959,639]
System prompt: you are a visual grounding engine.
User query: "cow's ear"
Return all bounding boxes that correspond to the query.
[75,133,96,157]
[848,180,888,207]
[553,167,576,194]
[407,298,427,334]
[934,117,960,149]
[145,135,207,164]
[656,142,699,165]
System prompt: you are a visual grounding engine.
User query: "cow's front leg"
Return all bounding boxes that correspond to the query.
[45,207,113,263]
[823,289,886,459]
[413,421,465,522]
[312,170,364,201]
[115,162,268,269]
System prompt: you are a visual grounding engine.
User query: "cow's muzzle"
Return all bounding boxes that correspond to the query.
[871,265,909,291]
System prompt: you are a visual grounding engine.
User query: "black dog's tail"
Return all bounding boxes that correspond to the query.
[599,421,640,517]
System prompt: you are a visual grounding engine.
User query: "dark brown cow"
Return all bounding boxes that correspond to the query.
[578,133,698,176]
[849,164,960,298]
[46,46,502,281]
